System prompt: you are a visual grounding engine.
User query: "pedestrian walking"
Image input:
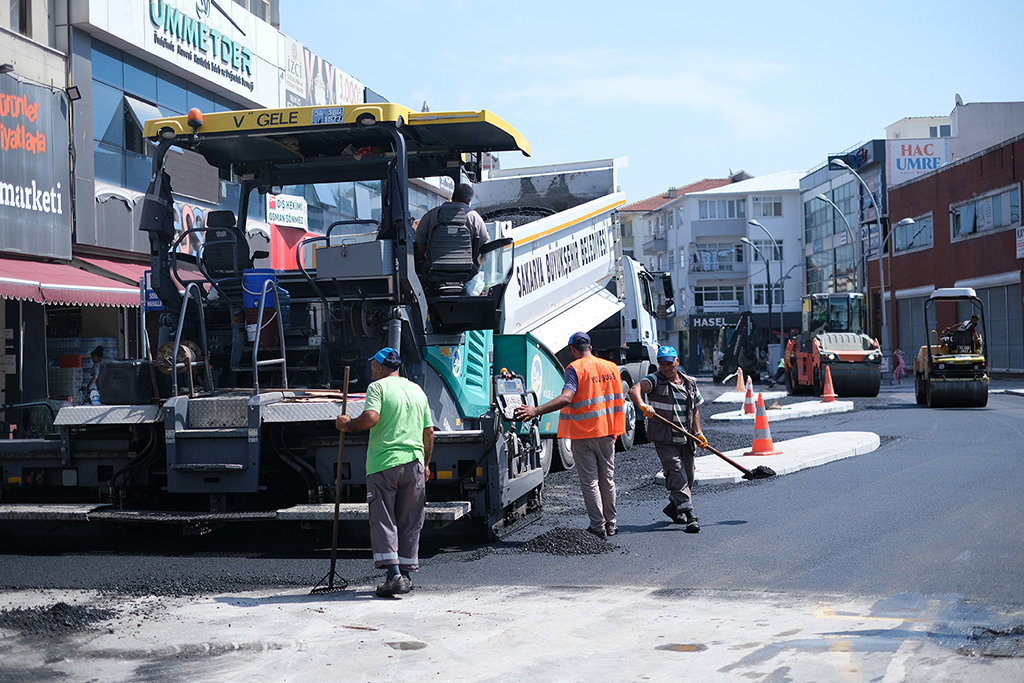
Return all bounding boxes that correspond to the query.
[515,331,625,538]
[336,348,434,598]
[891,348,906,385]
[627,345,707,533]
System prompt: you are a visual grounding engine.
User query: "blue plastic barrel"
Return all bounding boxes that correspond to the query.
[242,269,277,308]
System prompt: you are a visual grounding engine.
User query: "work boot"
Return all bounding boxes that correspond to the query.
[585,526,607,540]
[605,522,618,537]
[375,573,413,598]
[400,572,415,591]
[663,503,679,522]
[680,509,700,533]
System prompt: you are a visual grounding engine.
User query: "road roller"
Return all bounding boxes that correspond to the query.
[784,293,883,397]
[913,288,989,408]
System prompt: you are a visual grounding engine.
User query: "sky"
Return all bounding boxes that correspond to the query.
[284,0,1024,203]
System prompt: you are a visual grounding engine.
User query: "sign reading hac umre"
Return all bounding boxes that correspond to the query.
[0,79,71,258]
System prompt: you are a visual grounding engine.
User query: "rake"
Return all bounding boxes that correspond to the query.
[311,366,351,594]
[649,413,776,480]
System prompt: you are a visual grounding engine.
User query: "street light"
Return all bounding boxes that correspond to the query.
[827,157,892,352]
[814,194,858,294]
[741,236,781,368]
[747,220,785,361]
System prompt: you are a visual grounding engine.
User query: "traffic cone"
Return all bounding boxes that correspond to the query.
[734,368,745,392]
[742,377,756,415]
[821,366,837,403]
[745,393,782,455]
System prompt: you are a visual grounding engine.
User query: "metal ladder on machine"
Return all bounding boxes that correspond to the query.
[249,276,289,394]
[170,282,215,396]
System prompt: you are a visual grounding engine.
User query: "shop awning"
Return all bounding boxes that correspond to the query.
[0,256,140,307]
[73,254,151,287]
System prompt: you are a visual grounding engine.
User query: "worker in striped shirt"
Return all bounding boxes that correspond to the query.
[628,346,706,533]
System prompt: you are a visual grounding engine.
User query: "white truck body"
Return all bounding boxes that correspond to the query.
[475,158,659,366]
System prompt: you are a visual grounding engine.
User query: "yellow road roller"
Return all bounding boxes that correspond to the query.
[914,288,988,408]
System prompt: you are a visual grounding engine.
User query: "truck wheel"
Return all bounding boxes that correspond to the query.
[556,438,574,470]
[616,379,635,452]
[915,375,926,405]
[539,438,554,475]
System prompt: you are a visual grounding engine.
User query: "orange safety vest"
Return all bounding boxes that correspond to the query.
[557,355,626,439]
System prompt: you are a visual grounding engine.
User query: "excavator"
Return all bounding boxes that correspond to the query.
[712,311,769,384]
[913,288,988,408]
[784,292,883,397]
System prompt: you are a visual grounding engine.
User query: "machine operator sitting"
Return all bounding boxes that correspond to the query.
[414,183,490,294]
[940,314,981,348]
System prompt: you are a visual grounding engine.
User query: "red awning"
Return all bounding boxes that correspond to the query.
[76,253,202,293]
[74,254,151,287]
[0,255,141,307]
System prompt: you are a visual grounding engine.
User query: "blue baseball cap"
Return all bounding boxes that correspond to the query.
[568,331,591,347]
[370,347,402,369]
[657,345,678,361]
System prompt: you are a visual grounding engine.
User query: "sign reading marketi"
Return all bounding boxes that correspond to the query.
[148,0,255,93]
[0,78,71,259]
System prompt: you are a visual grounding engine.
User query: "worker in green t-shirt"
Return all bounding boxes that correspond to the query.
[336,348,434,598]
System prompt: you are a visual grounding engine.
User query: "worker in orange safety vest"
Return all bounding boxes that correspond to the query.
[515,331,625,539]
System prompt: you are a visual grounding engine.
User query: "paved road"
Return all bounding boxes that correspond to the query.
[1,379,1023,681]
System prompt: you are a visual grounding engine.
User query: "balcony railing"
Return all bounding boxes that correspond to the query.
[643,233,668,255]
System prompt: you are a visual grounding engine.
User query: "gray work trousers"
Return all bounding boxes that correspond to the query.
[366,458,425,572]
[572,435,616,532]
[655,442,695,512]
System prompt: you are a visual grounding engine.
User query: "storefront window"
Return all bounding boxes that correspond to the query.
[92,81,125,147]
[124,54,158,102]
[91,42,123,88]
[157,72,188,116]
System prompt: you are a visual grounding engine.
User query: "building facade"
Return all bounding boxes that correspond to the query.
[630,177,740,357]
[801,98,1024,360]
[639,172,803,374]
[885,134,1023,376]
[0,0,448,415]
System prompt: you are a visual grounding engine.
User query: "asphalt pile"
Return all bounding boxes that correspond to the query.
[0,601,115,635]
[518,527,616,556]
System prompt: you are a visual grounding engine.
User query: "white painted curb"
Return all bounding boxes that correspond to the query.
[654,431,880,486]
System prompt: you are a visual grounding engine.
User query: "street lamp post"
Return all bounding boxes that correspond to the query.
[814,194,857,294]
[827,158,893,353]
[741,236,780,370]
[747,220,785,362]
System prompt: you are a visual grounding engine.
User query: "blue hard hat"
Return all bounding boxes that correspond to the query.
[657,345,677,361]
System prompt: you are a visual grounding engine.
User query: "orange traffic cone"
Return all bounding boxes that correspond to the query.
[743,377,756,415]
[821,366,837,403]
[734,367,745,392]
[745,393,782,455]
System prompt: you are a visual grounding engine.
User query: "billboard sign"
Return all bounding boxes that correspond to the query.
[887,139,950,185]
[0,79,72,258]
[280,36,364,107]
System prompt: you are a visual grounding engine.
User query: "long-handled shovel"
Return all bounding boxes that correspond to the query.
[649,413,775,480]
[311,366,351,594]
